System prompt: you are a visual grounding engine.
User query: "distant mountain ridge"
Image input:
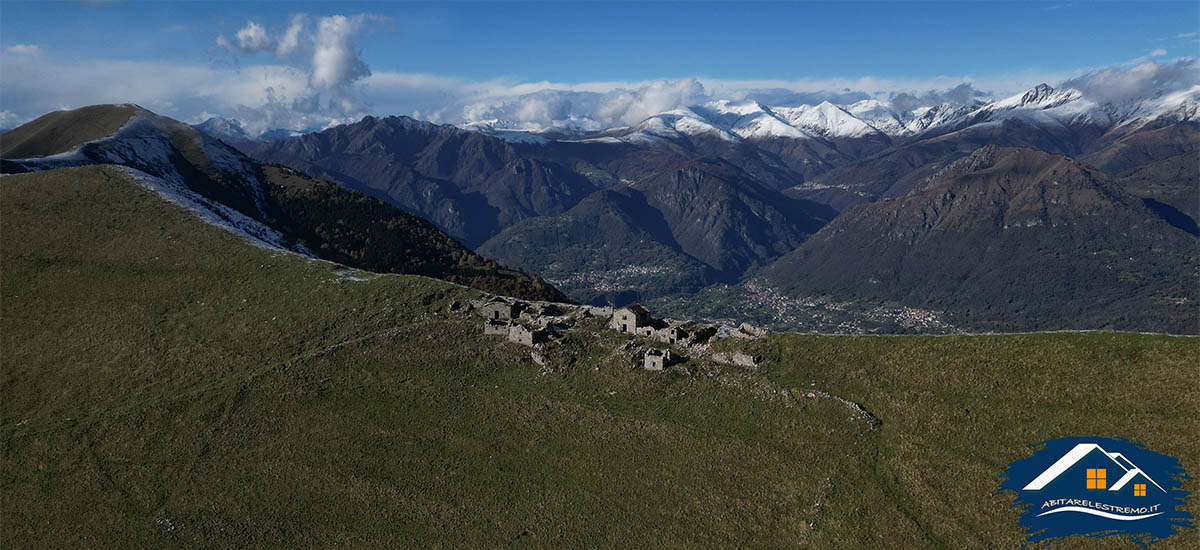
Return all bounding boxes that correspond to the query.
[458,83,1198,144]
[1,105,567,302]
[239,116,838,306]
[233,83,1199,331]
[478,158,836,304]
[192,117,316,144]
[761,145,1198,333]
[239,114,599,248]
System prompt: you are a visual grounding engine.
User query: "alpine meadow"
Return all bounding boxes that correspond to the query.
[2,2,1198,548]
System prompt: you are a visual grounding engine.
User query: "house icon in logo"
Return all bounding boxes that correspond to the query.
[1022,443,1167,498]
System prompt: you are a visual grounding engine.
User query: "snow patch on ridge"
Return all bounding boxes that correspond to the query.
[115,166,300,252]
[6,110,313,256]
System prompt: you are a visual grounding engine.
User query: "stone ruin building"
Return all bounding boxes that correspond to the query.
[481,298,523,321]
[508,324,550,346]
[643,349,672,371]
[610,304,651,334]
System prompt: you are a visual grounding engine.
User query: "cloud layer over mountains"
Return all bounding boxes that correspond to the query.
[1,12,1197,137]
[213,14,387,133]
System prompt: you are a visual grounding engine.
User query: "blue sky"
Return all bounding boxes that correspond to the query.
[2,1,1198,133]
[4,1,1197,81]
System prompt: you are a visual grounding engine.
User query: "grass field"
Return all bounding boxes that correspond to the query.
[2,165,1197,548]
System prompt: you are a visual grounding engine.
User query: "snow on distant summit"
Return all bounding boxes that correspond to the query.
[193,116,332,142]
[461,120,551,144]
[991,83,1083,110]
[773,101,883,139]
[696,100,811,140]
[485,82,1198,145]
[623,107,742,143]
[844,99,908,135]
[205,80,1197,146]
[194,117,249,143]
[967,83,1199,130]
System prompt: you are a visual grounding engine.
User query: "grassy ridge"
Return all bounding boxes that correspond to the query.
[0,104,140,159]
[759,333,1200,546]
[0,166,867,548]
[2,165,1197,548]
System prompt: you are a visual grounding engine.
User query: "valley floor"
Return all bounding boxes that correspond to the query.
[2,166,1197,548]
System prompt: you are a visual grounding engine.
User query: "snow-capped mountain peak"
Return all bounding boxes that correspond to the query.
[699,100,811,140]
[193,117,249,142]
[450,81,1198,146]
[459,119,550,143]
[988,83,1083,111]
[635,107,741,142]
[773,101,882,138]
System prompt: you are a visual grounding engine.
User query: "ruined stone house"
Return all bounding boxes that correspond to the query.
[610,304,651,334]
[731,322,768,339]
[508,324,549,346]
[481,299,522,321]
[712,352,759,368]
[533,303,564,317]
[687,325,718,346]
[483,320,511,335]
[583,305,614,318]
[651,325,686,345]
[644,349,672,371]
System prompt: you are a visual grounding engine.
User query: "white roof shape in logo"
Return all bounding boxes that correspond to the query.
[1021,443,1166,493]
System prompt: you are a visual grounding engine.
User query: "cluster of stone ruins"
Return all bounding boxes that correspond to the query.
[476,296,764,371]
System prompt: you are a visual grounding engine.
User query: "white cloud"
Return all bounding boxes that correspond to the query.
[205,13,387,131]
[1061,58,1199,103]
[0,110,30,128]
[235,21,272,52]
[426,75,1008,130]
[310,15,374,103]
[276,15,305,56]
[4,26,1195,139]
[5,44,43,56]
[1150,48,1168,57]
[593,78,708,126]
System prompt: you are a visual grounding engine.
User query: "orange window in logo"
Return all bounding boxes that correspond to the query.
[1134,483,1146,496]
[1086,468,1107,489]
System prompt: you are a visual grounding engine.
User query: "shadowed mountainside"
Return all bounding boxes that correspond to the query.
[239,115,597,248]
[262,164,567,301]
[479,158,835,305]
[762,146,1199,333]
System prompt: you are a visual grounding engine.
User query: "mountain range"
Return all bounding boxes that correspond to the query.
[5,78,1194,333]
[227,82,1198,333]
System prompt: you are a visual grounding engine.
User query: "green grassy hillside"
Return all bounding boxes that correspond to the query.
[0,104,141,159]
[2,165,1197,548]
